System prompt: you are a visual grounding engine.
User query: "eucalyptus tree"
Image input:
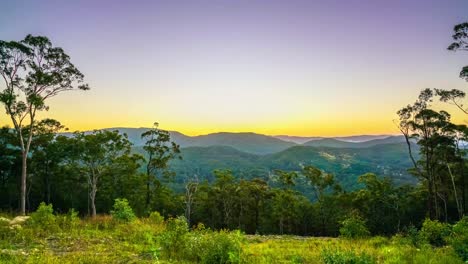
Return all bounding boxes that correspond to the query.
[398,89,465,220]
[271,170,299,234]
[141,122,181,213]
[302,165,340,235]
[74,130,132,218]
[184,175,199,227]
[29,119,66,205]
[0,35,89,214]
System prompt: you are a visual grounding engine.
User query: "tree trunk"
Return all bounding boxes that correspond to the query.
[88,169,98,218]
[20,152,27,215]
[90,184,97,218]
[428,180,435,220]
[447,164,463,219]
[146,174,150,211]
[254,200,259,234]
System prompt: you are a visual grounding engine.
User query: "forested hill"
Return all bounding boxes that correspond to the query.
[133,142,417,191]
[104,128,296,155]
[107,128,416,190]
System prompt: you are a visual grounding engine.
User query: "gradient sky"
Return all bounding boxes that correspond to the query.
[1,0,467,136]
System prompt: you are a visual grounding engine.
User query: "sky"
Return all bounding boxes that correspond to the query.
[0,0,467,136]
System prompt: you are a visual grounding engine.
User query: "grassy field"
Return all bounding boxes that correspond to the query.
[0,207,465,264]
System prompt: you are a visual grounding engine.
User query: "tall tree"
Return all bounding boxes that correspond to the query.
[398,89,465,220]
[141,122,181,213]
[0,35,89,214]
[74,130,132,218]
[302,165,340,235]
[29,119,66,206]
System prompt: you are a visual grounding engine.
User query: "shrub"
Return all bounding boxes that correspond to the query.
[110,198,136,222]
[28,202,58,234]
[197,230,244,264]
[58,208,80,230]
[160,216,189,259]
[405,224,422,247]
[447,217,468,260]
[419,218,451,247]
[321,248,375,264]
[149,211,164,224]
[339,215,370,239]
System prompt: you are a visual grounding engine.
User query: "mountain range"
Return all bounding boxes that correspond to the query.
[103,127,405,155]
[98,127,416,190]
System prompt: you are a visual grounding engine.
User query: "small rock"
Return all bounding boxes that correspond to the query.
[9,216,30,225]
[9,224,22,230]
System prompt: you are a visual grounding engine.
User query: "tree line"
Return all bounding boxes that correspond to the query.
[0,22,467,236]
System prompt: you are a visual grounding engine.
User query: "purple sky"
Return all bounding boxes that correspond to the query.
[1,0,468,136]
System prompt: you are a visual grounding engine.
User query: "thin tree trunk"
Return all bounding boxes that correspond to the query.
[146,172,151,211]
[447,164,463,219]
[20,152,27,215]
[90,177,97,218]
[90,191,97,218]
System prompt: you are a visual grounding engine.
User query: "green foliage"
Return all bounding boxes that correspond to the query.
[160,216,189,259]
[340,214,370,239]
[321,248,375,264]
[405,224,422,247]
[447,217,468,260]
[419,218,451,247]
[196,230,243,264]
[110,198,136,222]
[148,211,164,224]
[57,208,80,231]
[0,213,466,263]
[28,202,58,234]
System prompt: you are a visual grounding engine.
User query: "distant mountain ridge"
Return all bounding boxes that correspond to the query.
[274,135,395,144]
[80,127,406,155]
[302,136,407,148]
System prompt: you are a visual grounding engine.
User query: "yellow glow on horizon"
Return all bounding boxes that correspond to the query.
[1,91,467,137]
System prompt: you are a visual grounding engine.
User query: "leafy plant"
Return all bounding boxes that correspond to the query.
[149,211,164,224]
[160,216,189,259]
[447,217,468,260]
[340,214,370,239]
[27,202,58,234]
[198,230,243,264]
[110,198,136,223]
[419,218,451,247]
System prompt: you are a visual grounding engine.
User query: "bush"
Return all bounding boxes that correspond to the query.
[405,224,421,246]
[321,248,374,264]
[197,230,243,264]
[419,218,451,247]
[339,215,370,239]
[447,217,468,260]
[28,202,58,234]
[149,211,164,224]
[160,216,189,259]
[58,208,80,230]
[110,198,136,223]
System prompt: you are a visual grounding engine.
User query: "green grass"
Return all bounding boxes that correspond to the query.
[0,215,464,264]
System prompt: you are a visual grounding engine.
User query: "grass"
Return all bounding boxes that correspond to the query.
[0,214,464,264]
